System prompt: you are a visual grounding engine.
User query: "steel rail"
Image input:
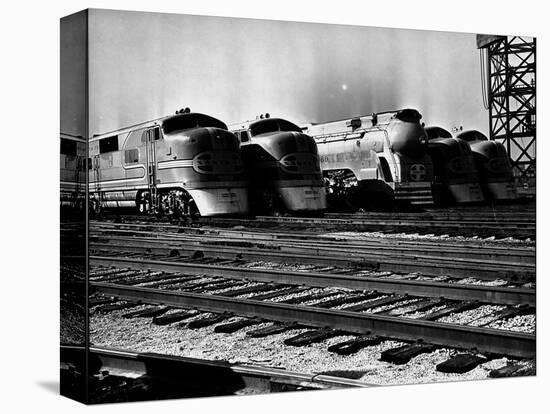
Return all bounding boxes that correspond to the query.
[88,237,534,281]
[87,223,536,258]
[90,347,376,388]
[89,256,535,306]
[88,233,535,268]
[194,215,534,227]
[88,215,536,238]
[255,215,536,231]
[90,282,536,358]
[325,212,536,223]
[89,221,536,251]
[61,345,377,391]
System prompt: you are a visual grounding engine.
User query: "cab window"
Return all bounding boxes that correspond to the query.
[124,149,139,164]
[99,135,119,153]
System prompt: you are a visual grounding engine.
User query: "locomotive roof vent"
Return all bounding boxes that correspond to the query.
[346,117,362,130]
[257,113,271,120]
[175,107,191,114]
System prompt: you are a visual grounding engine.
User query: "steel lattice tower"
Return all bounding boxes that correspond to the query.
[477,35,536,181]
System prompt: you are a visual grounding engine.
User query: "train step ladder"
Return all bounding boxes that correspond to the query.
[145,128,159,213]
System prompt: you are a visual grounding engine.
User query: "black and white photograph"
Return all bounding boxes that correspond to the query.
[57,6,539,405]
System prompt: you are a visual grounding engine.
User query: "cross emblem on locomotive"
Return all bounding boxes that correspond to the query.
[410,164,426,181]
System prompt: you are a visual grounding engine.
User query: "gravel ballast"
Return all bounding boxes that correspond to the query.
[90,311,534,386]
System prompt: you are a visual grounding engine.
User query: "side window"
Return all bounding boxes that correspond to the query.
[88,158,92,170]
[124,149,139,164]
[140,128,161,142]
[99,135,119,153]
[60,138,77,156]
[153,127,161,140]
[239,130,249,143]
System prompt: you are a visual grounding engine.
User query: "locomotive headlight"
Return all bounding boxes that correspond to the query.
[280,154,298,172]
[192,151,243,174]
[280,153,320,174]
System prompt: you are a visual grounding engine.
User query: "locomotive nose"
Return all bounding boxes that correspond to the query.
[294,132,317,152]
[273,131,317,154]
[206,127,240,150]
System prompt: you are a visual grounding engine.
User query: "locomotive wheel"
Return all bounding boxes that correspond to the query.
[136,191,154,215]
[158,190,199,218]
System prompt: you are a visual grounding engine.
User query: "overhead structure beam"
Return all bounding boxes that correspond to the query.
[478,35,536,181]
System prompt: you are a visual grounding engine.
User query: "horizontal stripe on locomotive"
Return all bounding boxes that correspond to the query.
[88,175,146,185]
[89,181,248,192]
[89,184,148,192]
[157,181,248,190]
[157,159,194,169]
[392,181,433,188]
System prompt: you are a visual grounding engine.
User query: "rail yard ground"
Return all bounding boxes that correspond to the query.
[60,200,536,400]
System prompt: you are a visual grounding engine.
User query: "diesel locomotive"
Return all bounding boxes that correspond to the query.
[229,115,326,214]
[303,109,435,208]
[88,109,249,216]
[425,126,484,204]
[455,130,518,201]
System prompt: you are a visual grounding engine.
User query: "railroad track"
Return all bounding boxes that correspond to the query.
[88,204,536,239]
[61,345,370,402]
[326,208,535,220]
[83,256,535,361]
[84,221,535,282]
[67,202,537,381]
[88,221,535,256]
[88,256,535,305]
[243,216,535,239]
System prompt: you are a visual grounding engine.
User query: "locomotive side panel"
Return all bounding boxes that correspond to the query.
[317,133,384,181]
[87,112,250,216]
[306,109,435,207]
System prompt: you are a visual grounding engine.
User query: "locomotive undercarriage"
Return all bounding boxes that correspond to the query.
[89,188,198,217]
[323,169,397,211]
[138,189,198,217]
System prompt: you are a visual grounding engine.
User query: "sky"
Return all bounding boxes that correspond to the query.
[62,9,495,137]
